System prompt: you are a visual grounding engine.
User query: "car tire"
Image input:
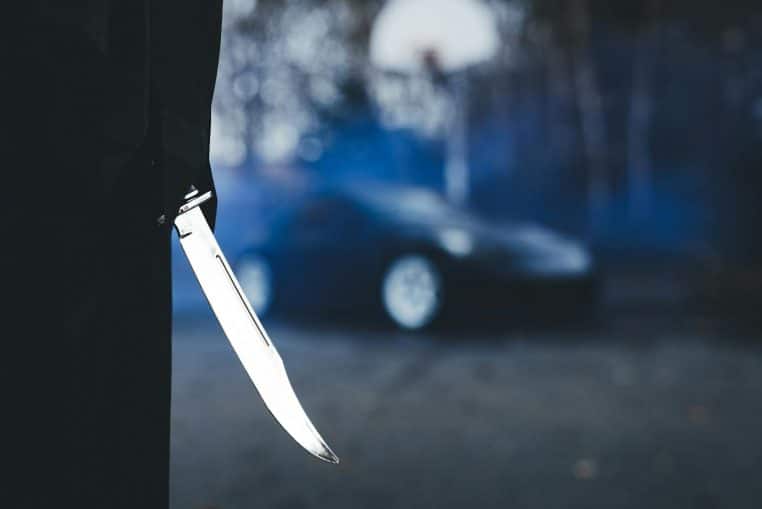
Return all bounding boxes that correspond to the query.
[381,254,443,330]
[236,254,273,316]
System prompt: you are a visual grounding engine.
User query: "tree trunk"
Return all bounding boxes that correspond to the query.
[626,0,661,220]
[539,23,575,170]
[568,0,609,234]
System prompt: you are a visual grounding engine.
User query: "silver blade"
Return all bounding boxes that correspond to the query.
[175,203,338,464]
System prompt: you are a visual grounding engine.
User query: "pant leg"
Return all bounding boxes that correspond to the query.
[4,14,112,506]
[91,144,173,509]
[4,150,172,508]
[6,15,173,507]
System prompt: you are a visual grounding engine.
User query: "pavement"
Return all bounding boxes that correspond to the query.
[169,299,762,509]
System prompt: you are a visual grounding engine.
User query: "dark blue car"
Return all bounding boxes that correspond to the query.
[234,184,598,330]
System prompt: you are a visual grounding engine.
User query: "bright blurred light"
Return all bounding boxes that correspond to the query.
[370,73,452,135]
[237,255,273,315]
[367,0,523,137]
[370,0,499,73]
[255,119,300,164]
[226,0,257,19]
[438,227,475,257]
[309,77,341,107]
[210,112,247,167]
[213,0,361,167]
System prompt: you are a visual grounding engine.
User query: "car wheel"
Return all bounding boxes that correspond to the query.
[236,254,273,316]
[381,254,443,330]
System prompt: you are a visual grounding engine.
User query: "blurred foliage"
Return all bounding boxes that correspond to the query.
[211,0,762,261]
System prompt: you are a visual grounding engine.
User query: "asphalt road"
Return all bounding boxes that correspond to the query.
[169,307,762,509]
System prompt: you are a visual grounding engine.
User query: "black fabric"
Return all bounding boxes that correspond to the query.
[4,2,221,507]
[6,144,173,508]
[151,0,222,228]
[26,0,221,227]
[101,0,150,152]
[12,146,173,508]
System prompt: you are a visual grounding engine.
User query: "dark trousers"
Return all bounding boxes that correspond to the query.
[6,139,173,508]
[5,13,180,507]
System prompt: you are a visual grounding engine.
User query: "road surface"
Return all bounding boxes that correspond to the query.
[169,306,762,509]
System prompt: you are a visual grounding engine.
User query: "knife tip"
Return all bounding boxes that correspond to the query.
[315,446,340,465]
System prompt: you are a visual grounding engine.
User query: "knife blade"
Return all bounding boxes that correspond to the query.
[174,189,338,464]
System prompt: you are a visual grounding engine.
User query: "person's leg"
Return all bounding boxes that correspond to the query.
[6,11,174,507]
[4,14,110,506]
[91,144,173,508]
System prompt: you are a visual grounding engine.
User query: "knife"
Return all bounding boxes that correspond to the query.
[174,188,339,464]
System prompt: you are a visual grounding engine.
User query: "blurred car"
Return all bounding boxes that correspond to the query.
[235,184,598,330]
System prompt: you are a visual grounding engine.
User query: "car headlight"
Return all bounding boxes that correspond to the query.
[437,227,474,258]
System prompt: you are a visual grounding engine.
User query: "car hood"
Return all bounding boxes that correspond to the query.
[404,218,593,277]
